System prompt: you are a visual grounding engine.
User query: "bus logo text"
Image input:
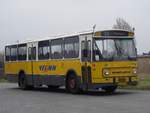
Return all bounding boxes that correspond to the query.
[39,65,56,72]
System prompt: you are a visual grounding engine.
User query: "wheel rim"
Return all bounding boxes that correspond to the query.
[69,79,76,89]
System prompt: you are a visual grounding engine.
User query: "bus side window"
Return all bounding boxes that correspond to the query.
[18,44,27,61]
[10,45,17,61]
[38,40,49,60]
[51,39,63,59]
[28,47,31,60]
[32,47,36,60]
[5,46,11,61]
[81,41,85,61]
[28,47,36,60]
[64,36,79,58]
[87,40,91,61]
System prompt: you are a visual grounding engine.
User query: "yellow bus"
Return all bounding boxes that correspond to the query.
[4,29,138,93]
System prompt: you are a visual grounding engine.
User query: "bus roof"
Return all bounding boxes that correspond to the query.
[5,29,134,46]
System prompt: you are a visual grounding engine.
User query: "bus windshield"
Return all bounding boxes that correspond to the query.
[93,38,137,61]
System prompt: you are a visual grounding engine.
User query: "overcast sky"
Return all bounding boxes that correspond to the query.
[0,0,150,54]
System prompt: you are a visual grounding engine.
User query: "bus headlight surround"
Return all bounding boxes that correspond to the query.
[103,69,110,77]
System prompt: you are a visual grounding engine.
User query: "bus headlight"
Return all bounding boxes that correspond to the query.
[133,68,137,74]
[103,69,110,77]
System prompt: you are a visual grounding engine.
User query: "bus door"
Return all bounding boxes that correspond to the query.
[27,42,38,85]
[80,35,92,90]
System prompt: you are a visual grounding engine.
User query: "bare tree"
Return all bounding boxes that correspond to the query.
[113,18,134,32]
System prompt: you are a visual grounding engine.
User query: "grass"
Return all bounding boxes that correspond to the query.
[0,75,8,83]
[0,78,8,83]
[137,76,150,90]
[121,74,150,90]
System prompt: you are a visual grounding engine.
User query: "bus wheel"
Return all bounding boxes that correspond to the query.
[18,73,33,90]
[102,86,117,93]
[66,74,80,94]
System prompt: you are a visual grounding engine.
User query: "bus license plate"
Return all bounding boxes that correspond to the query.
[119,78,126,83]
[118,78,127,86]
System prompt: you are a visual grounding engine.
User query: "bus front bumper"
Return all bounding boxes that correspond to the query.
[81,76,138,90]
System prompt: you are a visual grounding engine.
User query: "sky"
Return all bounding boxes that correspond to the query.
[0,0,150,54]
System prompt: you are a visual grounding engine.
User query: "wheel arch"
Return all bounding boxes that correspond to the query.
[66,69,77,80]
[18,70,26,78]
[65,69,81,93]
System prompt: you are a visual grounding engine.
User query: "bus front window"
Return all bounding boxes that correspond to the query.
[93,38,137,61]
[114,39,137,59]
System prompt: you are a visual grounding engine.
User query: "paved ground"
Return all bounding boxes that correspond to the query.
[0,83,150,113]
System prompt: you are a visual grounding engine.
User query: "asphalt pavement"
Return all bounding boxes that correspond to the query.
[0,83,150,113]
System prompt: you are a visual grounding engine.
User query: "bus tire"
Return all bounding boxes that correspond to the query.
[66,73,80,94]
[18,72,33,90]
[102,86,117,93]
